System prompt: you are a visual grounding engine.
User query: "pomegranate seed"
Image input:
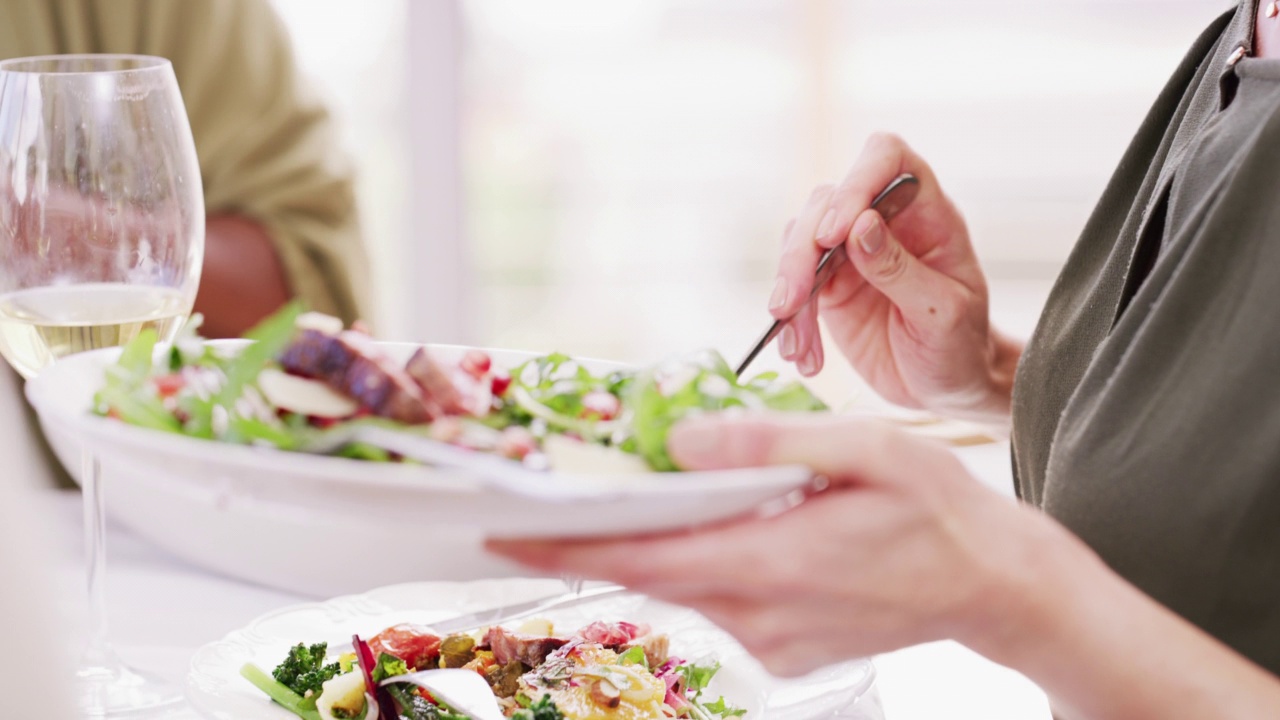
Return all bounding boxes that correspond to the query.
[460,350,492,379]
[497,426,538,460]
[152,373,186,398]
[490,372,512,397]
[581,391,620,421]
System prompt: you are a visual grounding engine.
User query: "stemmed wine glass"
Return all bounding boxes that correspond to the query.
[0,55,204,716]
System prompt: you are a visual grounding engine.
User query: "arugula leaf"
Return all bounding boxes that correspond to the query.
[182,302,302,438]
[225,415,304,449]
[756,380,827,412]
[628,351,827,471]
[336,441,393,462]
[216,301,303,406]
[93,329,182,433]
[617,645,648,668]
[700,696,748,718]
[116,327,158,379]
[493,352,628,442]
[677,661,722,694]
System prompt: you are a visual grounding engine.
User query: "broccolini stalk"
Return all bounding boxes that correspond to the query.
[240,663,321,720]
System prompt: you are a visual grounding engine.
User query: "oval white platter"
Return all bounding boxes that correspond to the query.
[186,579,878,720]
[24,342,816,595]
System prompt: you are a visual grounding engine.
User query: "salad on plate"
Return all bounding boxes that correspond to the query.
[94,303,825,473]
[241,617,746,720]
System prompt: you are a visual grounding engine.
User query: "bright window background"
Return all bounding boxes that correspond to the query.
[271,0,1232,407]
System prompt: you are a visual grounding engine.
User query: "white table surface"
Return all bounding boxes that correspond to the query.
[41,441,1051,720]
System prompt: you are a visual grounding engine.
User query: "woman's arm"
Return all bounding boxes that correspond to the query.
[192,214,292,338]
[490,415,1280,719]
[988,521,1280,720]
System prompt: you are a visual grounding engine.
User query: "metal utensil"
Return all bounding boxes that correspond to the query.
[296,424,643,501]
[382,669,505,720]
[735,173,920,377]
[299,423,518,475]
[426,583,629,636]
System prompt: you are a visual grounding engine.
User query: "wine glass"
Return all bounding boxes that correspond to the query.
[0,55,203,716]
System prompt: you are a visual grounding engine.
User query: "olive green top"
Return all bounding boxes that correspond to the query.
[1013,2,1280,674]
[0,0,371,323]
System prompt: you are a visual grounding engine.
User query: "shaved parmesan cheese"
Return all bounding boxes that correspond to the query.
[295,311,345,335]
[518,617,555,637]
[258,369,359,418]
[543,435,652,475]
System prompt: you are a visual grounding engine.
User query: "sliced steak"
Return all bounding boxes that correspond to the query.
[483,626,568,667]
[279,329,439,423]
[404,348,472,416]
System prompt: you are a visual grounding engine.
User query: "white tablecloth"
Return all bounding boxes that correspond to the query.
[41,441,1050,720]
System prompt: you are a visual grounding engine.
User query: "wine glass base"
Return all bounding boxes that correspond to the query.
[77,662,183,718]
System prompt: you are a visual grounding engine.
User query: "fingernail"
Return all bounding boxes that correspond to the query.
[768,277,789,311]
[667,419,721,467]
[855,215,884,254]
[798,351,818,376]
[816,208,838,240]
[779,325,797,358]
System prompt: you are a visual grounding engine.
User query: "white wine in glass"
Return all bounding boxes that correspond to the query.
[0,55,204,716]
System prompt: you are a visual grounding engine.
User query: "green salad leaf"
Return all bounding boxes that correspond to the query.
[617,644,649,668]
[676,660,722,694]
[93,329,182,433]
[677,661,748,720]
[629,351,827,471]
[181,301,303,439]
[490,352,626,442]
[96,301,826,473]
[701,696,748,718]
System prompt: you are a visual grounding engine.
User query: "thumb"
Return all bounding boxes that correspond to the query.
[846,209,961,323]
[667,413,945,488]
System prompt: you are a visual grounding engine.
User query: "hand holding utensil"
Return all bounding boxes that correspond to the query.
[735,173,920,377]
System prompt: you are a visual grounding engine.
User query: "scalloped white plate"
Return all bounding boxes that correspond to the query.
[186,579,879,720]
[24,342,816,595]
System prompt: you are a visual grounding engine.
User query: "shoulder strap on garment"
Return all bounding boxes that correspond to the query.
[1088,8,1237,238]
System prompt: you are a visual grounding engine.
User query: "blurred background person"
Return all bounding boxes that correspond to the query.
[0,0,369,334]
[0,0,369,487]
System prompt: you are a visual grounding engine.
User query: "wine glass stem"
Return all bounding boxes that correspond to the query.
[80,450,114,670]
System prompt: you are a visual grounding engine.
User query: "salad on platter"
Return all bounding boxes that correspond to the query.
[241,617,746,720]
[94,303,825,472]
